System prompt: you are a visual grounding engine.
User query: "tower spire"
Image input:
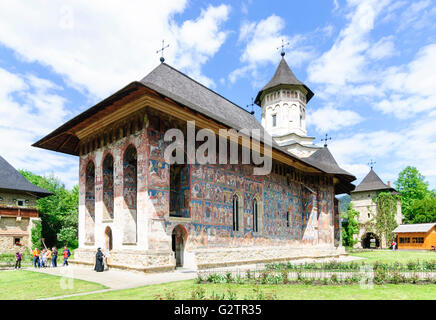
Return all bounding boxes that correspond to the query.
[321,134,332,147]
[277,39,290,57]
[156,40,169,63]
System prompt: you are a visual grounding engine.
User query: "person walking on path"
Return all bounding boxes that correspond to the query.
[94,248,105,272]
[392,240,397,250]
[40,249,47,267]
[52,247,58,267]
[63,246,71,266]
[32,248,40,268]
[45,248,52,267]
[15,251,22,269]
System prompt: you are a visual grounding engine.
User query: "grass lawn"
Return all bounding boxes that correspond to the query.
[62,279,436,300]
[347,250,436,264]
[0,270,107,300]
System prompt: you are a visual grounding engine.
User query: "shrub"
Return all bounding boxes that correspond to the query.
[330,274,339,284]
[281,269,289,284]
[374,269,387,285]
[409,274,419,284]
[226,288,237,300]
[191,286,206,300]
[246,269,252,280]
[389,271,406,284]
[206,273,226,283]
[196,273,203,284]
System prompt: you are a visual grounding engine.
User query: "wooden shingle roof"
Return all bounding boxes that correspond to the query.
[255,57,314,105]
[0,155,52,197]
[352,169,395,193]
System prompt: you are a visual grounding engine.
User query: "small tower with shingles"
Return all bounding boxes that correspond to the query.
[255,53,320,157]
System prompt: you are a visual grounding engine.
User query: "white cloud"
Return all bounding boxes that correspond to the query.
[367,36,395,60]
[329,111,436,187]
[0,67,78,188]
[0,1,230,98]
[230,15,314,86]
[375,43,436,118]
[308,105,364,133]
[308,0,391,90]
[0,2,232,188]
[171,4,231,87]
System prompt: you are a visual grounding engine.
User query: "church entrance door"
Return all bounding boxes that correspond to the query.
[172,225,187,267]
[104,226,113,251]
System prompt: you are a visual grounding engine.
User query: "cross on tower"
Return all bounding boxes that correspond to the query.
[277,39,290,57]
[246,97,255,115]
[368,159,376,170]
[321,134,332,147]
[156,40,169,63]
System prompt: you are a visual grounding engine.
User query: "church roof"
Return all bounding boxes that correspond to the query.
[255,57,314,105]
[352,169,395,193]
[33,61,356,193]
[0,155,52,197]
[303,147,355,194]
[141,63,268,135]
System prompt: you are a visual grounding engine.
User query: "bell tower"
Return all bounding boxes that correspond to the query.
[255,51,320,158]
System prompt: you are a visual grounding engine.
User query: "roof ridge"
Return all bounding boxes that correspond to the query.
[151,63,253,116]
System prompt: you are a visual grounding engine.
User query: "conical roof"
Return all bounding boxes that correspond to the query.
[353,169,393,193]
[0,155,52,197]
[255,57,314,105]
[305,147,354,178]
[304,147,356,194]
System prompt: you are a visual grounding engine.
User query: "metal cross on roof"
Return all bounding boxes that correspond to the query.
[277,39,290,57]
[246,97,255,115]
[321,134,332,147]
[368,159,376,170]
[156,40,169,63]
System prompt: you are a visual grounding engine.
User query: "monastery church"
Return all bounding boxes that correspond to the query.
[34,52,356,271]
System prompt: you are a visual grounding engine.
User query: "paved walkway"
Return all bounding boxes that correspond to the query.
[26,255,364,300]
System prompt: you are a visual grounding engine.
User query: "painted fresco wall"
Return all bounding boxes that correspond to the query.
[84,161,95,244]
[78,124,148,250]
[77,110,338,255]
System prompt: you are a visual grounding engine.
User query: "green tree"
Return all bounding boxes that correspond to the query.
[375,192,398,247]
[342,203,360,247]
[408,197,436,223]
[19,170,79,249]
[31,220,42,249]
[395,166,431,222]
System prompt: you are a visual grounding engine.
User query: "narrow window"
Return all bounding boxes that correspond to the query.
[272,114,277,127]
[232,195,239,232]
[286,212,290,227]
[103,154,114,220]
[253,199,258,232]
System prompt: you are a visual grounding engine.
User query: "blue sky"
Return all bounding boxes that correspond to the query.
[0,0,435,190]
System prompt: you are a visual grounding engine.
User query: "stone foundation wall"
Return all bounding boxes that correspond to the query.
[73,245,345,271]
[193,245,346,269]
[0,235,29,254]
[74,247,175,271]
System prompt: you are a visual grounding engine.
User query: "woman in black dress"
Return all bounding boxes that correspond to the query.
[94,248,105,272]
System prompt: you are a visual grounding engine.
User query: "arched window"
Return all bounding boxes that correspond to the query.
[102,154,114,220]
[123,145,137,244]
[85,161,95,244]
[272,114,277,127]
[232,195,239,232]
[253,199,258,232]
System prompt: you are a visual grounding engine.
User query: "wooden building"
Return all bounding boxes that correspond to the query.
[0,156,51,253]
[393,223,436,250]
